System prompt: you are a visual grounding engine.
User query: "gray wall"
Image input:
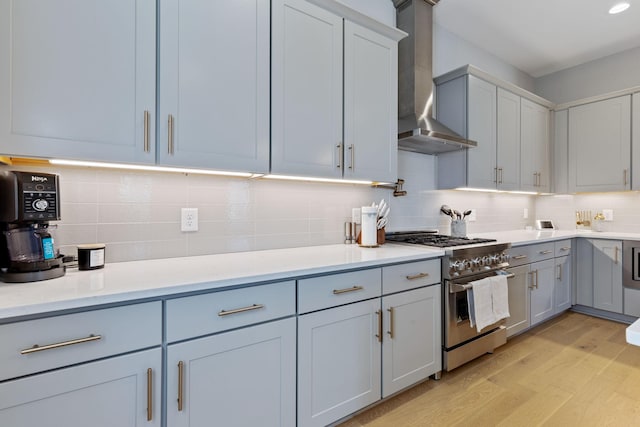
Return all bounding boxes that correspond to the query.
[433,23,535,92]
[534,47,640,104]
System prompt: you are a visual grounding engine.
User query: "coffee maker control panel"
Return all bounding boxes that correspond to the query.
[0,171,60,222]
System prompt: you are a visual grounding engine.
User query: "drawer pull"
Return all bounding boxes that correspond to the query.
[406,272,429,280]
[376,310,383,343]
[20,334,102,355]
[539,250,553,255]
[143,110,150,153]
[177,361,184,412]
[147,368,153,421]
[333,285,364,295]
[387,307,395,339]
[512,255,528,260]
[218,304,265,317]
[560,247,571,251]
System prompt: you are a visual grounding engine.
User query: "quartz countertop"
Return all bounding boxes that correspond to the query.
[4,228,640,322]
[0,244,443,320]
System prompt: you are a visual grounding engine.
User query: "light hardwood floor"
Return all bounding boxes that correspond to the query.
[338,312,640,426]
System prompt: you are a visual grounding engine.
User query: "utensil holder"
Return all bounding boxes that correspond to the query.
[451,220,467,238]
[377,228,385,245]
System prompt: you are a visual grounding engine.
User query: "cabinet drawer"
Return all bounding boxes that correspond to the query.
[382,260,440,294]
[509,242,555,266]
[166,281,295,342]
[0,302,161,381]
[298,268,382,314]
[555,240,572,257]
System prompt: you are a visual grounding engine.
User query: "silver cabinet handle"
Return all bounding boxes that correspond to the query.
[406,272,429,280]
[333,285,364,295]
[494,167,498,184]
[512,255,528,260]
[539,250,553,255]
[336,143,343,169]
[177,361,184,412]
[387,307,395,339]
[20,334,101,355]
[147,368,153,421]
[348,144,355,170]
[560,246,571,251]
[499,168,503,184]
[624,169,628,186]
[557,264,562,281]
[168,114,174,155]
[143,110,150,153]
[218,304,264,317]
[536,270,539,289]
[376,310,383,343]
[615,246,619,264]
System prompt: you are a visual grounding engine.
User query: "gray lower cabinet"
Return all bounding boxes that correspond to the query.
[166,318,296,427]
[506,240,572,337]
[165,281,297,427]
[297,261,441,427]
[576,239,623,313]
[0,302,162,426]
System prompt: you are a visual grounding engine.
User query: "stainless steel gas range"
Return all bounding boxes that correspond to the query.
[386,231,513,371]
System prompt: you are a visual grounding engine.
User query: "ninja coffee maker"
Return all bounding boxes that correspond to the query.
[0,171,66,283]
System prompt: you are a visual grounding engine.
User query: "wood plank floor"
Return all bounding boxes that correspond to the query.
[337,312,640,427]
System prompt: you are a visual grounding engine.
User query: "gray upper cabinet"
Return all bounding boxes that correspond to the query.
[632,93,640,190]
[568,95,631,193]
[552,109,569,194]
[496,88,521,191]
[520,98,550,192]
[271,0,344,179]
[0,0,156,163]
[158,0,270,173]
[271,0,402,183]
[435,70,551,192]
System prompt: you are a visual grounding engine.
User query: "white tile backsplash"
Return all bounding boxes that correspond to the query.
[14,152,640,263]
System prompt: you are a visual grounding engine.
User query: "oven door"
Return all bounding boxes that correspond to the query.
[623,241,640,290]
[444,270,512,349]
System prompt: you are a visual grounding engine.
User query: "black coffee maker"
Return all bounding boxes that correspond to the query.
[0,171,66,283]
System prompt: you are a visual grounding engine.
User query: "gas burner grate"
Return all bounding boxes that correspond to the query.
[385,232,497,248]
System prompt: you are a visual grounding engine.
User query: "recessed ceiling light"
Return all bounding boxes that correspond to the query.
[609,2,630,14]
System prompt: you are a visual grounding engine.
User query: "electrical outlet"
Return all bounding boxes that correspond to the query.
[523,208,529,219]
[181,208,198,232]
[467,209,477,222]
[603,209,614,221]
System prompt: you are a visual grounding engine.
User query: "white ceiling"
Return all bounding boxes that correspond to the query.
[433,0,640,77]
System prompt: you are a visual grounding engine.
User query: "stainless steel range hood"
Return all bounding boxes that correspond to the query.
[394,0,477,154]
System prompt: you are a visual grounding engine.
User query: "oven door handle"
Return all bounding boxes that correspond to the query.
[449,272,515,293]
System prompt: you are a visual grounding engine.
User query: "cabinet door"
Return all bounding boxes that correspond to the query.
[569,95,631,192]
[167,318,296,427]
[593,240,623,313]
[555,255,572,313]
[521,98,550,192]
[633,93,640,190]
[158,0,269,173]
[343,21,397,182]
[553,109,569,193]
[467,76,498,189]
[576,238,594,307]
[505,265,530,337]
[298,299,381,427]
[0,0,156,163]
[530,259,555,326]
[271,0,343,178]
[382,285,441,397]
[0,348,161,427]
[496,88,520,191]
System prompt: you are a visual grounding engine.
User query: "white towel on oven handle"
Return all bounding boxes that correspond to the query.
[467,277,495,333]
[491,275,510,321]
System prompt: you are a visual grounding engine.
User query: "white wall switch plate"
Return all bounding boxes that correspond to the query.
[467,209,477,222]
[181,208,198,231]
[603,209,614,221]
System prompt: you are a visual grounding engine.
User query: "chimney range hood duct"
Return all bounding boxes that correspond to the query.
[394,0,477,154]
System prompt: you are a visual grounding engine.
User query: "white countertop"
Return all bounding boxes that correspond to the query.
[0,244,442,320]
[3,228,640,322]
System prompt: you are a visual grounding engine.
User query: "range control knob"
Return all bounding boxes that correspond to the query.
[481,256,490,266]
[32,199,49,212]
